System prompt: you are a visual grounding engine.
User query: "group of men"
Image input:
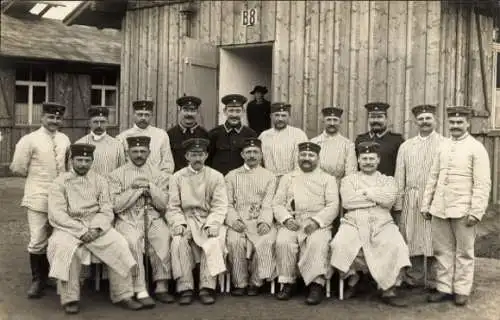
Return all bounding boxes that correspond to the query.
[10,89,491,314]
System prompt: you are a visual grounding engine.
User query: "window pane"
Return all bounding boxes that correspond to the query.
[104,89,116,106]
[15,103,29,124]
[16,65,30,81]
[91,73,103,85]
[15,85,29,103]
[33,86,46,104]
[108,108,117,125]
[91,89,102,106]
[32,104,43,124]
[103,71,117,85]
[31,65,46,82]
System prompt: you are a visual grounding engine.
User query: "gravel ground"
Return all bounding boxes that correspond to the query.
[1,178,499,320]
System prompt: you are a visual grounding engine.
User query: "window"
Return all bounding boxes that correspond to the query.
[91,70,118,125]
[15,64,48,125]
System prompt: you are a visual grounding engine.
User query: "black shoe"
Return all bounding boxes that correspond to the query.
[155,292,175,304]
[136,296,155,309]
[178,290,194,305]
[232,287,246,297]
[305,283,324,305]
[247,285,260,296]
[427,290,452,303]
[343,285,357,300]
[63,301,80,314]
[27,254,45,299]
[199,288,216,305]
[454,294,469,306]
[116,298,143,310]
[276,284,294,301]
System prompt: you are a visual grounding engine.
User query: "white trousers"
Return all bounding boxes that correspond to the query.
[27,209,50,254]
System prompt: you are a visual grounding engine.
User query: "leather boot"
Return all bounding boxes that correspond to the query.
[276,284,294,301]
[305,283,325,305]
[27,254,44,299]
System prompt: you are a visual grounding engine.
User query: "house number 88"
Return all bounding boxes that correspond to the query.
[242,9,256,26]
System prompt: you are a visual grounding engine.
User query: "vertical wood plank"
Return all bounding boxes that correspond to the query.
[168,6,180,129]
[233,1,247,45]
[368,1,389,102]
[273,1,290,104]
[209,1,222,45]
[260,0,276,42]
[157,6,169,129]
[246,0,262,43]
[354,1,370,135]
[443,2,457,137]
[286,0,303,127]
[199,0,211,43]
[304,1,320,137]
[147,7,159,125]
[221,1,234,45]
[455,4,467,105]
[425,1,441,130]
[120,14,131,131]
[347,1,360,140]
[138,9,149,100]
[129,11,140,125]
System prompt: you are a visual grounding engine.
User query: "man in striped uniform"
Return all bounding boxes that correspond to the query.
[75,106,126,175]
[422,106,491,306]
[330,141,411,307]
[273,142,338,305]
[117,100,174,173]
[207,94,257,176]
[108,136,173,308]
[10,102,71,299]
[394,105,445,288]
[168,138,228,306]
[310,107,357,181]
[167,96,209,172]
[47,144,141,314]
[259,103,308,181]
[225,138,277,297]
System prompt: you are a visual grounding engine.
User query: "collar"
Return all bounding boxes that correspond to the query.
[179,122,199,134]
[322,131,340,139]
[188,165,203,174]
[369,128,389,138]
[417,130,435,141]
[243,163,260,171]
[133,124,149,131]
[41,126,57,136]
[451,132,469,141]
[90,131,107,141]
[224,122,242,133]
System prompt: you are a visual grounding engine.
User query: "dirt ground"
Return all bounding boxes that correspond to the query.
[1,177,499,320]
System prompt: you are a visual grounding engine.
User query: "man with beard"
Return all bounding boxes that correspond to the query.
[422,106,490,306]
[330,141,411,307]
[108,136,173,308]
[75,106,126,175]
[310,107,357,181]
[168,138,228,306]
[246,86,271,135]
[167,96,209,172]
[273,142,338,305]
[208,94,257,175]
[259,103,308,181]
[117,100,174,173]
[355,102,404,177]
[393,105,445,288]
[225,138,277,297]
[10,102,71,299]
[47,144,141,314]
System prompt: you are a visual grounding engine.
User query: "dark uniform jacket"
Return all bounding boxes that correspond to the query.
[246,99,271,135]
[207,123,257,175]
[355,130,404,177]
[167,124,209,172]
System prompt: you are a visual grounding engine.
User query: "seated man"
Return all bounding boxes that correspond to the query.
[108,136,173,308]
[330,141,411,307]
[273,142,339,305]
[225,138,277,296]
[168,138,228,305]
[47,144,141,314]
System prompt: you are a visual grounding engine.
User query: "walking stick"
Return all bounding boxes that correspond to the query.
[143,192,151,292]
[424,255,428,289]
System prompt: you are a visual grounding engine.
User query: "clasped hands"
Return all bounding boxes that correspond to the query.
[131,177,151,196]
[172,225,220,238]
[80,228,102,243]
[284,217,319,235]
[232,219,271,236]
[420,211,479,227]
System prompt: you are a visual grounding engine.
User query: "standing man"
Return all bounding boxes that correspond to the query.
[108,136,173,307]
[167,96,209,172]
[422,106,491,306]
[310,107,357,181]
[273,142,338,305]
[10,102,71,299]
[246,86,271,135]
[76,106,126,175]
[355,102,404,177]
[225,138,277,296]
[393,105,445,287]
[259,103,308,180]
[47,144,141,314]
[117,100,174,173]
[168,138,228,306]
[208,94,257,176]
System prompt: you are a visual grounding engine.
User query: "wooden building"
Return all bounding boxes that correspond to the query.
[0,5,122,176]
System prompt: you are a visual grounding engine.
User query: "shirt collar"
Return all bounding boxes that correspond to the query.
[188,165,203,174]
[179,122,199,134]
[451,132,469,141]
[41,126,57,136]
[90,131,107,141]
[417,130,435,141]
[369,128,389,138]
[322,131,339,139]
[243,163,260,171]
[133,123,149,131]
[224,122,242,133]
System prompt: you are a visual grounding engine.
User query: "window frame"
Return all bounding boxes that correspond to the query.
[14,65,48,126]
[90,72,119,126]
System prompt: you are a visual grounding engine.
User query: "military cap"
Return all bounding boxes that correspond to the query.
[321,107,344,118]
[250,85,268,95]
[221,94,247,107]
[357,141,381,154]
[88,106,109,118]
[70,143,96,158]
[126,136,151,148]
[412,104,437,117]
[447,106,472,117]
[177,95,202,109]
[182,138,210,152]
[365,102,390,114]
[270,102,291,113]
[298,142,321,154]
[132,100,154,112]
[42,102,66,116]
[242,138,262,150]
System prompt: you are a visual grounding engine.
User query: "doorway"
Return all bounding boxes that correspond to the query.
[218,43,273,125]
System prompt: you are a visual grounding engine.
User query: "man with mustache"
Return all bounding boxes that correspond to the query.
[108,136,173,308]
[393,105,445,288]
[47,143,141,314]
[421,106,490,306]
[355,102,404,177]
[225,138,277,297]
[259,103,308,181]
[167,96,209,172]
[207,94,257,175]
[273,142,338,305]
[246,86,271,135]
[330,141,411,307]
[117,100,174,173]
[75,106,126,175]
[10,102,71,299]
[168,138,228,305]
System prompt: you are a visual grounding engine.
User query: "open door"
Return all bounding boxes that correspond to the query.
[181,37,218,130]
